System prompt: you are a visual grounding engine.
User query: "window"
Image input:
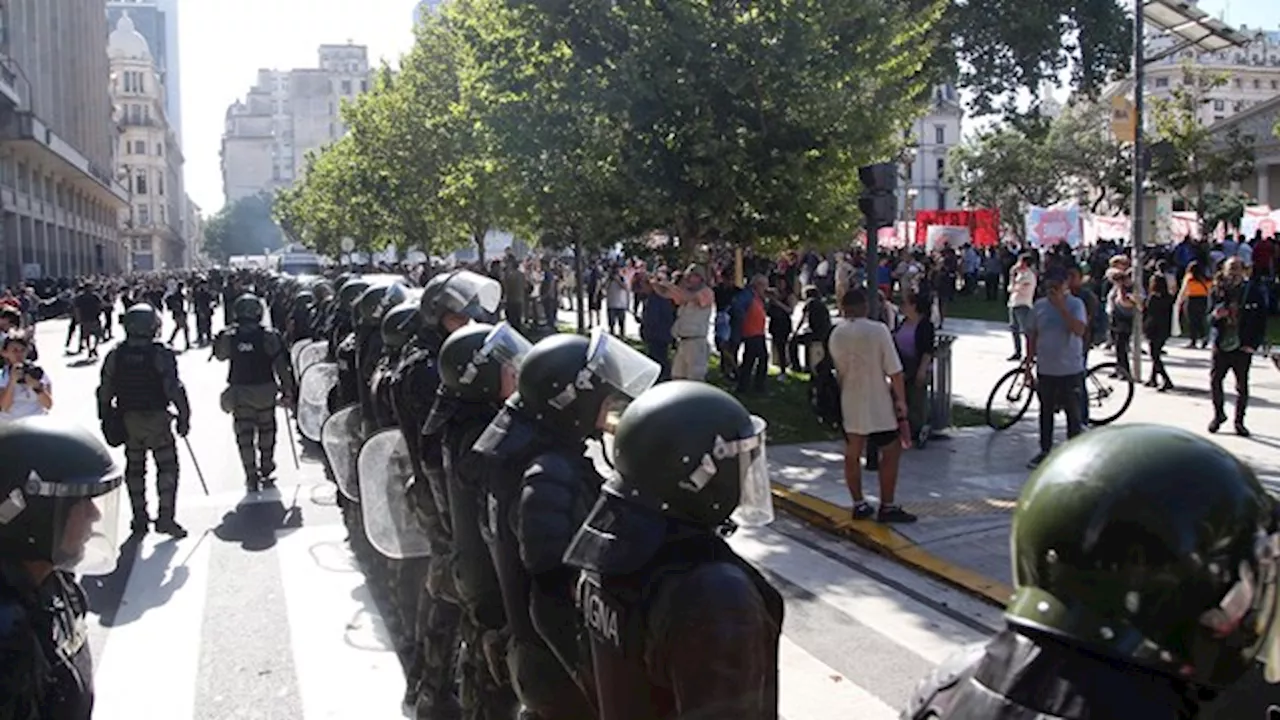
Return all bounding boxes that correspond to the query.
[44,178,53,204]
[143,105,150,122]
[937,191,947,210]
[328,100,335,116]
[16,162,26,194]
[137,204,149,225]
[159,205,165,224]
[128,104,141,123]
[1214,115,1225,122]
[1155,77,1169,87]
[134,171,147,195]
[1234,78,1242,88]
[936,158,945,177]
[157,175,164,196]
[934,125,945,144]
[904,161,913,181]
[1214,99,1225,111]
[157,143,163,156]
[361,80,368,93]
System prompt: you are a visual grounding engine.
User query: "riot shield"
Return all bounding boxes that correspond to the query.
[321,404,362,501]
[298,362,339,442]
[358,428,431,560]
[290,339,312,373]
[296,340,329,379]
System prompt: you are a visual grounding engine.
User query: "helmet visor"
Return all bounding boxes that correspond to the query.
[441,271,502,322]
[0,474,125,576]
[1252,532,1280,682]
[729,416,774,528]
[75,485,123,576]
[586,328,661,400]
[479,322,533,369]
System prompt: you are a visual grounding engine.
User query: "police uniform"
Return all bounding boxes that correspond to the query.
[0,563,95,719]
[902,425,1280,720]
[213,310,295,490]
[97,306,191,537]
[563,381,782,720]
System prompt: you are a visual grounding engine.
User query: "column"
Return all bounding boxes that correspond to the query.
[1259,163,1271,208]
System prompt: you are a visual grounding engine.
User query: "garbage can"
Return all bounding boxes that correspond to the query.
[930,333,957,431]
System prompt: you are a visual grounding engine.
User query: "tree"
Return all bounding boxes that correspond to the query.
[947,100,1127,242]
[946,0,1132,116]
[203,193,286,263]
[1149,65,1256,232]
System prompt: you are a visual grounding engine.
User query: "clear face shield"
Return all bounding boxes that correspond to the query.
[464,322,533,386]
[725,416,774,528]
[586,328,662,419]
[1245,531,1280,682]
[0,473,125,576]
[441,270,503,323]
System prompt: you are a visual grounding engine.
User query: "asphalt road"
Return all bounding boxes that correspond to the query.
[31,313,1002,720]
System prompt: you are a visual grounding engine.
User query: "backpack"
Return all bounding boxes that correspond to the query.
[809,356,843,432]
[1082,289,1107,347]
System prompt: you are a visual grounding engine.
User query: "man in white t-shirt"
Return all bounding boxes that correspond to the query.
[826,288,916,524]
[1007,253,1037,361]
[0,334,52,420]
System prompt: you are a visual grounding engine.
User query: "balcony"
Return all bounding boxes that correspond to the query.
[0,56,20,107]
[0,111,130,205]
[119,115,161,128]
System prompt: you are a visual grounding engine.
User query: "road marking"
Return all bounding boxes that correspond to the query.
[779,635,897,719]
[731,528,987,665]
[91,532,213,719]
[277,524,407,719]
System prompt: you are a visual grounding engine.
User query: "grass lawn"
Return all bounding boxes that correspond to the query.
[556,323,992,444]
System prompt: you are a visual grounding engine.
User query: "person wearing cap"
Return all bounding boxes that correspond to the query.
[1021,267,1087,469]
[652,264,715,381]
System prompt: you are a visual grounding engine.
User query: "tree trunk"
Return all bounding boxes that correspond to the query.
[474,229,487,267]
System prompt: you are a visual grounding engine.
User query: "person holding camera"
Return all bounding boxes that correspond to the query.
[0,333,52,420]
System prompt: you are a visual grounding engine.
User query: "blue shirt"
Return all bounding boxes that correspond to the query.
[1027,296,1086,377]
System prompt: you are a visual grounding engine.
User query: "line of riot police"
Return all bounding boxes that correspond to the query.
[267,266,1280,720]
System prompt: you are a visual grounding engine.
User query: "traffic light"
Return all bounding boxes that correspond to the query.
[858,163,898,230]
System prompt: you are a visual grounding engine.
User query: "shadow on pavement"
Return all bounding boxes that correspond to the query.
[82,533,189,627]
[213,488,304,552]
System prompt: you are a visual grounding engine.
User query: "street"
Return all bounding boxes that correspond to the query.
[35,314,1002,720]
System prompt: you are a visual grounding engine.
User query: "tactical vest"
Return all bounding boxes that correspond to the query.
[227,326,275,386]
[113,343,169,412]
[904,631,1203,720]
[368,357,398,431]
[334,334,359,409]
[440,403,504,623]
[579,532,784,720]
[355,328,382,424]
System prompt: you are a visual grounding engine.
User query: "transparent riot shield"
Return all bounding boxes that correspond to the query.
[358,428,431,560]
[296,340,328,379]
[321,404,362,500]
[298,362,339,442]
[290,339,312,373]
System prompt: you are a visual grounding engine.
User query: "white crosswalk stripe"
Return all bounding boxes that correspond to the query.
[82,484,997,719]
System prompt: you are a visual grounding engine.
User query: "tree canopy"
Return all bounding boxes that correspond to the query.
[203,192,286,263]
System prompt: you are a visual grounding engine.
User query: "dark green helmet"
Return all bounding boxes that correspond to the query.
[381,295,422,354]
[122,303,161,339]
[1007,425,1277,689]
[0,417,124,571]
[438,322,533,402]
[234,294,264,323]
[353,281,400,329]
[511,329,660,440]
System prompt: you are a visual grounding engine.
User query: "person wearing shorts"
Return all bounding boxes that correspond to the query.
[826,288,916,524]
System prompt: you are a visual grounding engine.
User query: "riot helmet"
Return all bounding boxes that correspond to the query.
[563,381,771,576]
[418,269,502,331]
[337,278,372,310]
[438,322,533,402]
[312,280,335,304]
[353,281,401,329]
[510,328,660,440]
[122,304,161,339]
[1006,425,1280,689]
[293,290,316,311]
[0,417,125,575]
[233,294,265,323]
[381,292,424,355]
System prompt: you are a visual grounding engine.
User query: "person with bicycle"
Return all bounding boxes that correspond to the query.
[1022,268,1087,469]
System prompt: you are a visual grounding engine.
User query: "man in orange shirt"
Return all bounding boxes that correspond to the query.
[736,274,769,394]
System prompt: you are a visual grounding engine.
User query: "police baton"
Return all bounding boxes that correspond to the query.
[280,401,301,470]
[180,434,211,496]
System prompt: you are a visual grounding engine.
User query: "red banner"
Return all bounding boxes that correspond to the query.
[913,209,1000,248]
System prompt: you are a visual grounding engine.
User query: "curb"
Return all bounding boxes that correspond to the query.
[769,483,1013,607]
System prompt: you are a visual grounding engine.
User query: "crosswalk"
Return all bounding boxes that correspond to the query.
[79,481,1001,720]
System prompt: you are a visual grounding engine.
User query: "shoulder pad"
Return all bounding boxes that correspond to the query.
[904,641,985,719]
[525,450,577,484]
[473,409,538,459]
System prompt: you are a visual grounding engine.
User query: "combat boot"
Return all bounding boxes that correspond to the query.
[245,470,261,494]
[127,486,150,536]
[155,490,188,539]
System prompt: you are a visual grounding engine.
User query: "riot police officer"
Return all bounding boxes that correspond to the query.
[902,424,1280,720]
[286,289,316,346]
[0,417,127,719]
[562,381,783,720]
[365,284,414,431]
[97,304,191,538]
[428,321,533,720]
[213,294,296,492]
[390,269,502,718]
[329,277,372,412]
[474,328,661,718]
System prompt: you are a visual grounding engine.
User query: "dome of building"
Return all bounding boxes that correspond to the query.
[108,13,152,60]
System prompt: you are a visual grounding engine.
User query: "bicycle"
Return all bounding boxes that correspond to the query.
[985,361,1135,431]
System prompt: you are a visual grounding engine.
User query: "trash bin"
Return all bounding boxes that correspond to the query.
[930,333,957,431]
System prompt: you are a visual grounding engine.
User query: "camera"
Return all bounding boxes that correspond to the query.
[18,363,44,382]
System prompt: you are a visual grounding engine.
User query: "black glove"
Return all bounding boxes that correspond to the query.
[176,415,190,438]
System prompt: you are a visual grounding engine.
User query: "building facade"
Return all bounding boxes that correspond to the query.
[0,0,130,285]
[220,44,371,206]
[109,12,184,271]
[105,0,181,143]
[1145,24,1280,126]
[898,84,963,216]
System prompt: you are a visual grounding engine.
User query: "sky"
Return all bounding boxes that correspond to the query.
[175,0,1275,216]
[178,0,421,214]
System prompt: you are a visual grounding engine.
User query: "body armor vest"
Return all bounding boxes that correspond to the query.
[113,343,169,411]
[580,532,784,720]
[368,357,398,430]
[227,325,275,386]
[441,403,505,626]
